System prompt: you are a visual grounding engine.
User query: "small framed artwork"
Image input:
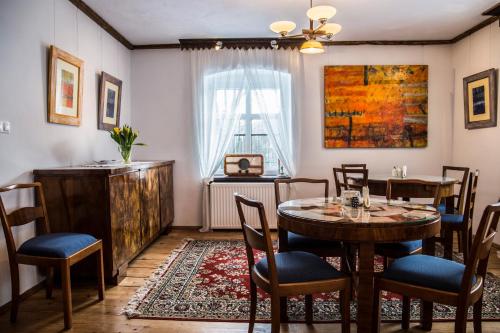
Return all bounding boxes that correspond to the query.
[98,72,122,130]
[463,68,498,129]
[48,45,84,126]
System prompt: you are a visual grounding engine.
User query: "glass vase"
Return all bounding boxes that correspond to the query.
[119,145,132,164]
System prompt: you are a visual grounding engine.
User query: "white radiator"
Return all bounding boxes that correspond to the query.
[209,182,287,229]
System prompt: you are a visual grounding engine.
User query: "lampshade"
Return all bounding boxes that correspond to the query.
[321,23,342,37]
[269,21,296,36]
[299,40,325,54]
[306,5,336,21]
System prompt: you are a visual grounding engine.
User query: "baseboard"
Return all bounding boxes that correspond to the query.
[0,280,45,315]
[170,225,200,230]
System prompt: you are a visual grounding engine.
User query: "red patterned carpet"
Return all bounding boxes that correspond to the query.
[123,239,500,322]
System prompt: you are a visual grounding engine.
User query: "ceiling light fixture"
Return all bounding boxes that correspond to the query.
[269,0,342,54]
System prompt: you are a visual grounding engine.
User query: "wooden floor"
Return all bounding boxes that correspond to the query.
[0,229,499,333]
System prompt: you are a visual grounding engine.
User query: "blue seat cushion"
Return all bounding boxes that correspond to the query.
[255,251,344,284]
[383,254,475,292]
[438,203,459,215]
[287,231,342,251]
[437,203,446,214]
[18,233,98,258]
[376,240,422,256]
[442,214,464,224]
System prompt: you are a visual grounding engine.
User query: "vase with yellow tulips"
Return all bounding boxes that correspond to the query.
[110,125,145,164]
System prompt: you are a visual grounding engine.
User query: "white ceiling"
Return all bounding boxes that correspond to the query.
[84,0,498,45]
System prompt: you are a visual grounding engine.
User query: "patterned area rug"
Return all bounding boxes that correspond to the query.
[123,239,500,322]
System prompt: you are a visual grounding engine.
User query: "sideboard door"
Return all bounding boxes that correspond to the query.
[140,168,161,245]
[109,171,142,274]
[159,164,174,230]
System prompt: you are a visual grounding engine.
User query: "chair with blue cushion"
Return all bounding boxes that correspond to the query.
[0,183,105,330]
[375,178,441,268]
[234,193,351,333]
[440,170,479,261]
[274,178,348,262]
[439,165,470,215]
[373,202,500,333]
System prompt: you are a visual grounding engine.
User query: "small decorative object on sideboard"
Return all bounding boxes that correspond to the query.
[110,124,145,164]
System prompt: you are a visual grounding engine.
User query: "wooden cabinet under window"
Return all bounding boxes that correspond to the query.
[33,160,174,284]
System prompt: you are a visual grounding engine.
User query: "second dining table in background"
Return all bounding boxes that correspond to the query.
[350,174,458,213]
[277,197,441,333]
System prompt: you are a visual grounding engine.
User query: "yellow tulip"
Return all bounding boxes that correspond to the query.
[113,127,120,135]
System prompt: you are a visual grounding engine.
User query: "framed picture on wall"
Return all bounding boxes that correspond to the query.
[463,68,498,129]
[48,45,84,126]
[98,72,122,131]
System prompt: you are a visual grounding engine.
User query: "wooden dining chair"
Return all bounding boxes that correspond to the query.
[274,178,348,261]
[0,183,105,330]
[440,170,479,261]
[333,167,369,197]
[440,166,470,214]
[234,193,351,333]
[373,202,500,333]
[341,163,367,170]
[375,179,441,267]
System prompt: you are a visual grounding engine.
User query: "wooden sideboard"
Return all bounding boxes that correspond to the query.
[33,160,174,284]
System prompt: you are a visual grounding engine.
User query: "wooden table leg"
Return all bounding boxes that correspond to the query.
[420,237,436,330]
[277,219,289,322]
[357,242,375,333]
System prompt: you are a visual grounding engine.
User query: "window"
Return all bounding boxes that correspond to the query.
[211,69,290,175]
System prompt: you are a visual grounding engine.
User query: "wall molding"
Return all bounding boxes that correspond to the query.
[0,280,45,314]
[68,0,499,51]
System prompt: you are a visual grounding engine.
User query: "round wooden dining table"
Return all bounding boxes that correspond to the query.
[277,197,441,333]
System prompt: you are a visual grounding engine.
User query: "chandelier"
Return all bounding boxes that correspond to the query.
[269,1,342,54]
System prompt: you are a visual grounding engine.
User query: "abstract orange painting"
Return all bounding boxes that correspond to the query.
[324,65,428,148]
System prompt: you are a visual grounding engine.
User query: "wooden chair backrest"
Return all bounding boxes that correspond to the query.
[442,166,470,213]
[341,163,367,170]
[333,167,369,197]
[386,179,442,208]
[462,170,479,228]
[273,178,329,209]
[234,193,278,287]
[0,183,50,259]
[461,202,500,301]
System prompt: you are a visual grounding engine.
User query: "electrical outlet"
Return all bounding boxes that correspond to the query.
[0,121,11,134]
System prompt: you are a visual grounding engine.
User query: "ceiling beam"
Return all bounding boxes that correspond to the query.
[67,0,498,51]
[68,0,134,50]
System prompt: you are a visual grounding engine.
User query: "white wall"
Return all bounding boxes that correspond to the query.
[0,0,131,306]
[451,22,500,242]
[131,50,201,228]
[131,45,454,226]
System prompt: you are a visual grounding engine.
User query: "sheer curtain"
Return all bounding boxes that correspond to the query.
[191,50,245,231]
[244,49,301,176]
[191,48,302,231]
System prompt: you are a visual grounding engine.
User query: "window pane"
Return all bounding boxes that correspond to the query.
[226,120,246,154]
[215,89,245,114]
[251,119,278,172]
[251,89,281,114]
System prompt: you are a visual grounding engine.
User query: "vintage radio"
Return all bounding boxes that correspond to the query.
[224,154,264,176]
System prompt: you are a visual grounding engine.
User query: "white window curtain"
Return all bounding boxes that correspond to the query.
[191,48,302,231]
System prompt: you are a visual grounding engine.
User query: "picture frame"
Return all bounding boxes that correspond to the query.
[98,72,122,131]
[48,45,84,126]
[463,68,498,130]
